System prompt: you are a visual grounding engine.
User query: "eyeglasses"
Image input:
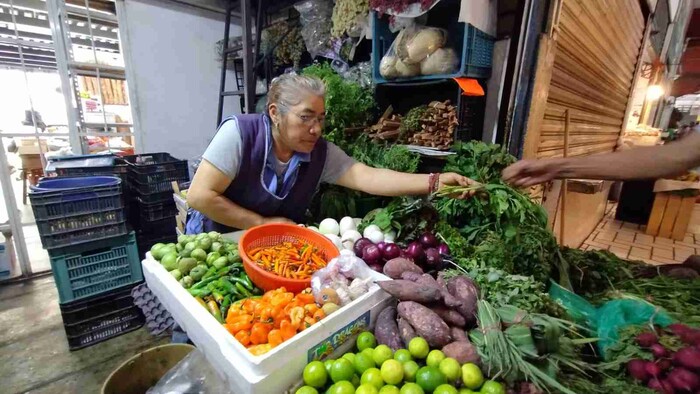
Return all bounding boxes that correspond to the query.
[290,111,325,127]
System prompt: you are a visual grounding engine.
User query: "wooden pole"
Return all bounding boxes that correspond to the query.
[560,109,570,245]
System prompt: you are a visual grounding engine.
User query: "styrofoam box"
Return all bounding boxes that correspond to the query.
[142,255,393,393]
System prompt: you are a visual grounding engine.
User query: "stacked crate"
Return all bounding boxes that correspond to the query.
[29,176,144,350]
[122,153,189,257]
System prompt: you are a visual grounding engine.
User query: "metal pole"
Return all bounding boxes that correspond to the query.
[241,0,255,114]
[0,138,32,279]
[217,1,233,125]
[560,109,570,245]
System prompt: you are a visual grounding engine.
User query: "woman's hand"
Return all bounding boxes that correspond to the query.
[261,217,295,225]
[438,172,479,199]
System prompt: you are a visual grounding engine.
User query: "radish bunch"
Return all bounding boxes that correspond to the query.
[627,324,700,393]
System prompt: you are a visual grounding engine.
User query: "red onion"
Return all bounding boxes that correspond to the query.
[369,263,383,272]
[354,238,373,257]
[646,361,662,378]
[382,243,401,260]
[376,241,388,254]
[647,378,674,394]
[437,243,450,256]
[628,359,650,382]
[651,343,669,359]
[656,359,672,371]
[667,368,700,392]
[636,332,659,348]
[404,241,425,262]
[667,323,692,337]
[362,244,381,263]
[424,248,442,267]
[419,232,438,248]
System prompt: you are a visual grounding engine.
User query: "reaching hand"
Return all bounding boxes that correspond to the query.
[502,159,561,187]
[262,216,295,225]
[438,172,480,199]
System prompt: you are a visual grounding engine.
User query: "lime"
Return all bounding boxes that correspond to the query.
[303,361,328,388]
[150,243,166,260]
[191,248,207,262]
[161,252,179,271]
[357,332,377,351]
[402,360,420,383]
[460,363,483,390]
[458,390,476,394]
[356,384,379,394]
[408,338,429,359]
[380,359,404,385]
[206,252,221,266]
[325,359,335,374]
[295,386,319,394]
[479,381,505,394]
[372,345,393,366]
[342,353,356,364]
[360,368,384,390]
[394,349,413,363]
[426,350,445,368]
[438,358,461,382]
[329,381,356,394]
[379,385,400,394]
[353,353,375,375]
[433,384,458,394]
[399,383,425,394]
[361,348,375,361]
[415,366,446,393]
[331,359,355,383]
[197,237,212,251]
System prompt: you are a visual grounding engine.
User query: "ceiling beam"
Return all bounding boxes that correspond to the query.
[0,26,120,52]
[0,8,119,41]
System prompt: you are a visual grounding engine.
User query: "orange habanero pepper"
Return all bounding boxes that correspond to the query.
[248,343,273,356]
[234,331,251,346]
[250,322,273,345]
[268,329,283,347]
[279,319,296,341]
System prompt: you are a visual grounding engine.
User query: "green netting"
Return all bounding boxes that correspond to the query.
[548,282,674,358]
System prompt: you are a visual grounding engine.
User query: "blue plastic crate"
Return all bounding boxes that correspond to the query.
[50,232,143,303]
[29,176,127,250]
[372,11,495,84]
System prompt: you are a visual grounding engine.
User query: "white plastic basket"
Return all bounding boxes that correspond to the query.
[142,255,393,393]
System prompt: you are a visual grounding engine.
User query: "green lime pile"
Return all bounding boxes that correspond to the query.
[295,332,505,394]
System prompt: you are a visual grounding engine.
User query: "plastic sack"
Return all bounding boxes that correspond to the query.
[311,254,374,306]
[420,47,459,75]
[549,282,674,359]
[146,349,232,394]
[380,25,449,79]
[294,0,333,59]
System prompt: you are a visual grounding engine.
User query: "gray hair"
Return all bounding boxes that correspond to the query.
[267,73,325,114]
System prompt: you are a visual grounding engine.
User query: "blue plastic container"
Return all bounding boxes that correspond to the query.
[29,176,127,251]
[372,11,495,83]
[51,232,143,303]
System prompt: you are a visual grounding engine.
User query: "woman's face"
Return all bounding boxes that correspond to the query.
[272,93,325,154]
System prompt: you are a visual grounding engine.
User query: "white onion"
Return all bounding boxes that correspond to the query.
[339,249,355,257]
[319,218,340,236]
[363,224,381,239]
[353,218,362,227]
[384,230,396,243]
[307,226,320,233]
[341,230,362,250]
[339,216,356,235]
[366,229,385,244]
[324,234,342,251]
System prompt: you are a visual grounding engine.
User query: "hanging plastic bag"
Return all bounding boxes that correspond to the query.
[294,0,334,59]
[146,349,232,394]
[420,47,459,75]
[311,254,374,306]
[380,25,449,79]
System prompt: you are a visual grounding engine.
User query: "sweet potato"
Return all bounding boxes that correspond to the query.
[400,271,423,282]
[447,275,479,326]
[442,341,480,364]
[397,301,451,347]
[377,280,441,303]
[437,272,463,309]
[450,326,468,342]
[374,306,403,351]
[431,305,467,328]
[398,317,417,346]
[383,258,423,279]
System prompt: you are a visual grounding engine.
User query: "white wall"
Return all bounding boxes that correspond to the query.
[117,0,242,162]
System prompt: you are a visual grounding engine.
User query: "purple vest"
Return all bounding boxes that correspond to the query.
[203,114,327,233]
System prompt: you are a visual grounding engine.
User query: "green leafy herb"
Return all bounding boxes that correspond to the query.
[350,134,420,173]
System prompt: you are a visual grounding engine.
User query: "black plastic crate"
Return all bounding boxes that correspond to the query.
[136,232,177,258]
[60,283,145,351]
[129,175,189,195]
[123,153,188,177]
[134,216,177,235]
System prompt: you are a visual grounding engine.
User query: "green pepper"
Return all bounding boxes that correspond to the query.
[241,274,254,291]
[194,296,208,309]
[220,295,233,320]
[188,287,212,297]
[212,290,225,304]
[206,252,221,266]
[200,267,219,281]
[217,278,238,295]
[192,275,217,290]
[207,300,223,323]
[227,251,241,265]
[252,286,263,296]
[235,282,253,298]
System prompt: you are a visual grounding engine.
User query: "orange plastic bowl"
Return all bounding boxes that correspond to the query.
[238,224,340,293]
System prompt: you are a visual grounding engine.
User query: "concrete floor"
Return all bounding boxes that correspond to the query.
[0,276,168,394]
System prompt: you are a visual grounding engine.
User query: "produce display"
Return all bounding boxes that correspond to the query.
[331,0,370,38]
[365,102,457,149]
[293,330,505,394]
[149,232,262,322]
[248,241,328,280]
[380,25,459,79]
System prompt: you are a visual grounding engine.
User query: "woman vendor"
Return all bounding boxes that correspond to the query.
[187,74,475,233]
